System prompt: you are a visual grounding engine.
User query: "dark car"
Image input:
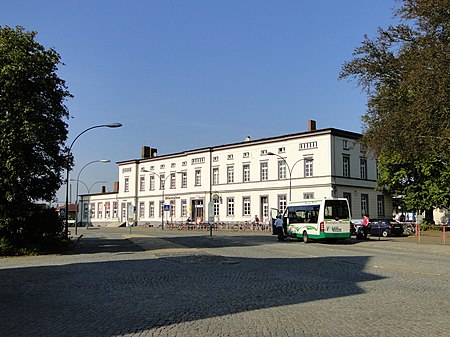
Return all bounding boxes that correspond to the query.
[369,219,403,237]
[350,218,363,236]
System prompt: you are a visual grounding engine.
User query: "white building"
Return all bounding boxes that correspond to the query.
[80,121,392,227]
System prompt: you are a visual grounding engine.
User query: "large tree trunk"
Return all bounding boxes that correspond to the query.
[424,209,435,224]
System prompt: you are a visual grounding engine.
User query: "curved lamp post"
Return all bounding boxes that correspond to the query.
[267,152,311,202]
[64,123,122,237]
[74,160,110,235]
[88,180,108,194]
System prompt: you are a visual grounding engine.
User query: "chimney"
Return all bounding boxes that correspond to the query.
[114,181,119,192]
[142,146,157,159]
[308,120,317,131]
[102,185,106,193]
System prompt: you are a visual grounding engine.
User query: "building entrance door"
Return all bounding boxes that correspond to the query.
[192,199,204,223]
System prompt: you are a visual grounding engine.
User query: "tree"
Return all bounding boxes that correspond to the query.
[0,26,72,253]
[339,0,450,222]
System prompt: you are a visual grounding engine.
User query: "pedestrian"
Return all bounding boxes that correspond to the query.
[252,215,260,230]
[362,214,369,239]
[275,215,285,241]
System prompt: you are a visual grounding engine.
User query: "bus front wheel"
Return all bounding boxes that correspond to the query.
[302,231,310,243]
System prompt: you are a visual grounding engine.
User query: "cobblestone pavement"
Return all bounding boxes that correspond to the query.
[1,227,449,337]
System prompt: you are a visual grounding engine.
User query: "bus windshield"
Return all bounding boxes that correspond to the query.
[324,200,350,220]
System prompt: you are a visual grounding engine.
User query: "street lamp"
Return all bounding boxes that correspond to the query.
[267,152,312,201]
[71,178,107,232]
[88,180,108,193]
[64,123,122,237]
[74,160,110,235]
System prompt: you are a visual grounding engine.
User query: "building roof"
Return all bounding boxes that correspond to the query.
[117,127,362,165]
[55,204,77,212]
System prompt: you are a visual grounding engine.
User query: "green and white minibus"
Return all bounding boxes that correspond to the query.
[282,198,351,243]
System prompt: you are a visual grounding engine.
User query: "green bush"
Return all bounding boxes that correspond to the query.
[0,206,70,256]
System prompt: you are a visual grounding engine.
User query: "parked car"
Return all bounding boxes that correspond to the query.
[350,219,363,236]
[369,219,403,237]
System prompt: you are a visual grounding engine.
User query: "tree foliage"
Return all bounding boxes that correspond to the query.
[0,26,72,252]
[339,0,450,220]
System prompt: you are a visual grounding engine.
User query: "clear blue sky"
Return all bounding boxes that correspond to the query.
[1,0,398,204]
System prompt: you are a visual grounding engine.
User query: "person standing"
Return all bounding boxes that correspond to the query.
[362,214,369,239]
[275,215,285,241]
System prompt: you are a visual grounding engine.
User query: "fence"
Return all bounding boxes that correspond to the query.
[164,221,272,233]
[413,223,449,245]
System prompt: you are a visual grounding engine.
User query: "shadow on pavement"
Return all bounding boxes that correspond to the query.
[65,237,146,255]
[0,246,383,337]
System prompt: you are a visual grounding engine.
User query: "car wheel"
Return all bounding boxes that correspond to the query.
[303,231,310,243]
[405,227,412,235]
[382,230,389,237]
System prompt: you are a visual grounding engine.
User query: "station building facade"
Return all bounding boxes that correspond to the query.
[80,121,392,227]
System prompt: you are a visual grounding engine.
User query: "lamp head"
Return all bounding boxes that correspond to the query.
[99,159,110,163]
[106,123,122,128]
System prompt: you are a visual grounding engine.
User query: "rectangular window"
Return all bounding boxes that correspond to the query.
[170,200,175,217]
[121,202,126,220]
[227,197,235,216]
[181,172,187,188]
[243,197,251,216]
[377,195,385,217]
[149,175,155,190]
[170,173,176,189]
[195,169,201,186]
[361,194,369,217]
[260,162,268,181]
[278,195,287,213]
[214,199,219,216]
[160,174,165,190]
[343,156,350,177]
[139,202,145,218]
[139,175,145,191]
[113,202,118,218]
[124,177,129,192]
[360,158,367,180]
[181,199,187,217]
[159,201,163,217]
[243,164,250,182]
[90,203,95,218]
[84,202,89,220]
[343,139,349,150]
[227,166,234,183]
[213,168,219,185]
[278,161,286,179]
[149,201,155,218]
[261,196,269,219]
[105,202,110,218]
[304,158,313,177]
[303,192,314,199]
[97,203,103,218]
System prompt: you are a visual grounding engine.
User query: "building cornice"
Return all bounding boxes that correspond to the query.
[116,128,362,165]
